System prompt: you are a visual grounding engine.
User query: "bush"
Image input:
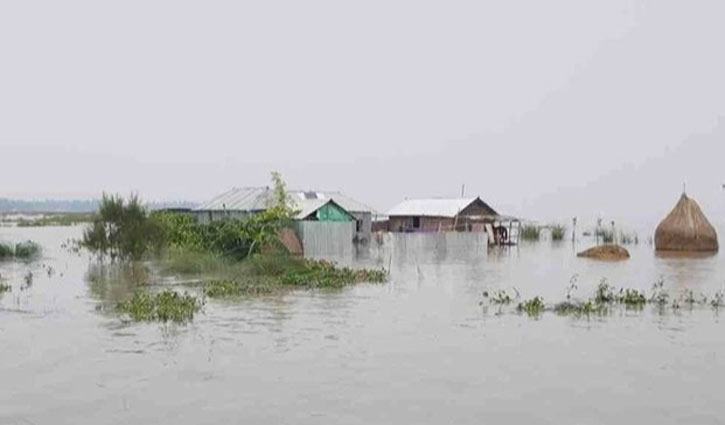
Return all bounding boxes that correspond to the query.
[520,225,541,241]
[550,224,566,241]
[82,194,165,260]
[596,228,615,243]
[153,172,298,260]
[0,242,13,259]
[14,241,41,259]
[0,240,42,260]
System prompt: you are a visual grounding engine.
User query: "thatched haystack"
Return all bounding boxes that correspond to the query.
[655,193,718,252]
[577,244,630,261]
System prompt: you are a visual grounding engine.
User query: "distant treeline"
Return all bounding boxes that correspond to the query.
[0,198,198,214]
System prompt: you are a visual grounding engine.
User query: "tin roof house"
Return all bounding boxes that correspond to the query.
[385,197,520,245]
[194,187,376,255]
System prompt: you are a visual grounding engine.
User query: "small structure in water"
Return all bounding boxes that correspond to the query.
[385,197,520,245]
[655,193,718,252]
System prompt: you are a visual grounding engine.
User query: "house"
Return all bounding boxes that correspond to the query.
[193,187,377,255]
[385,197,520,245]
[194,187,376,243]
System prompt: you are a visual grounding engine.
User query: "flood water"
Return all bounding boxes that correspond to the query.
[2,226,725,424]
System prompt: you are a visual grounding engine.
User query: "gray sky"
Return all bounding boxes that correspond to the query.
[1,0,724,224]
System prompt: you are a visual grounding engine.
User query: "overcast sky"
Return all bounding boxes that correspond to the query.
[1,0,724,223]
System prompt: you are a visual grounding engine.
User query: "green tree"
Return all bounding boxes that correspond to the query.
[82,194,164,260]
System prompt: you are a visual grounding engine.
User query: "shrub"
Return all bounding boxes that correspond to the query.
[596,228,615,244]
[550,224,566,241]
[0,242,13,259]
[520,225,541,241]
[517,296,545,317]
[82,194,165,260]
[14,241,41,259]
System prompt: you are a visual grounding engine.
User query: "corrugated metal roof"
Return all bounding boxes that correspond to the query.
[386,198,482,218]
[195,187,376,214]
[194,187,269,212]
[294,198,330,219]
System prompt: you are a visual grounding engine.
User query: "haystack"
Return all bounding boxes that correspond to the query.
[655,193,718,252]
[577,244,630,261]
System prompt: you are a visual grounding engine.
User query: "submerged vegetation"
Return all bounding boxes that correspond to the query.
[550,224,566,241]
[596,228,615,244]
[117,290,203,323]
[482,277,725,319]
[190,255,387,298]
[520,224,541,241]
[77,172,387,323]
[0,240,41,260]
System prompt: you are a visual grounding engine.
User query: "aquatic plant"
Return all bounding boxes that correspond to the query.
[554,299,606,316]
[0,282,10,293]
[617,288,647,307]
[488,289,515,304]
[117,290,202,323]
[550,224,566,241]
[520,225,541,241]
[14,241,41,259]
[711,289,725,308]
[594,279,616,304]
[279,259,387,288]
[596,228,615,244]
[0,240,42,260]
[21,271,33,290]
[0,242,13,259]
[204,280,243,298]
[517,296,545,317]
[618,232,639,245]
[650,279,669,306]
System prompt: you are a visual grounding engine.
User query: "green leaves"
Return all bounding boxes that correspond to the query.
[82,194,165,261]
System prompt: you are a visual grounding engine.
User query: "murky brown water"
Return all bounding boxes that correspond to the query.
[2,226,725,424]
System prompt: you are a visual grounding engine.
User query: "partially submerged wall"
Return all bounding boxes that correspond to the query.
[294,221,355,258]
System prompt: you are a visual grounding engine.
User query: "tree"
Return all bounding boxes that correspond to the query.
[82,194,164,261]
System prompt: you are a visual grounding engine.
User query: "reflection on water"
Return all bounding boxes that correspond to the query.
[86,262,152,306]
[2,226,725,424]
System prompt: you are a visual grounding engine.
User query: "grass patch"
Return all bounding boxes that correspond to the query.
[0,242,13,259]
[520,225,541,241]
[618,288,647,307]
[596,228,615,244]
[550,224,566,241]
[554,299,606,316]
[0,240,42,260]
[117,290,203,323]
[14,241,41,259]
[162,250,388,298]
[517,296,545,317]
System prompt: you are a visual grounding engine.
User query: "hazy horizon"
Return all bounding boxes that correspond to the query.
[2,1,724,224]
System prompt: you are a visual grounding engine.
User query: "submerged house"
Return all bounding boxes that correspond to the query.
[194,187,374,255]
[385,197,520,245]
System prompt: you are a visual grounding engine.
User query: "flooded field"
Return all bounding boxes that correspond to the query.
[2,226,725,424]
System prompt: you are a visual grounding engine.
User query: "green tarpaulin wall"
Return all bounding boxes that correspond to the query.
[315,202,353,222]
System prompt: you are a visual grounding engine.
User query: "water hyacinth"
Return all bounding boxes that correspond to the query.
[117,290,203,323]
